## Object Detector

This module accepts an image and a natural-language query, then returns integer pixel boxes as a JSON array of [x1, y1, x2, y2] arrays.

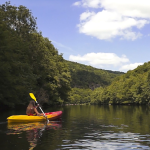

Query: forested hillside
[[67, 62, 150, 105], [65, 60, 124, 89], [65, 61, 125, 105], [90, 62, 150, 105], [0, 2, 71, 108]]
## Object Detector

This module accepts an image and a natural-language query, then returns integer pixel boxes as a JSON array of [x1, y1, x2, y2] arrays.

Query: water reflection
[[60, 105, 150, 149], [76, 131, 150, 149], [7, 121, 62, 150], [61, 128, 150, 149]]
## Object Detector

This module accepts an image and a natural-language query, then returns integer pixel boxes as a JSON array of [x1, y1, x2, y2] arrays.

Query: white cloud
[[119, 63, 143, 72], [73, 1, 81, 6], [78, 10, 148, 40], [73, 0, 101, 8], [69, 53, 144, 72], [51, 40, 74, 52], [69, 52, 129, 67], [75, 0, 150, 18], [74, 0, 150, 40], [80, 11, 95, 21]]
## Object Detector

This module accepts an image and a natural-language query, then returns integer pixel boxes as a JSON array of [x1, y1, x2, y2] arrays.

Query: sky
[[1, 0, 150, 72]]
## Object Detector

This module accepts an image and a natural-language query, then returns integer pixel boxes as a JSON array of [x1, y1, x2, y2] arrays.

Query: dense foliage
[[0, 2, 71, 108], [67, 62, 150, 105], [68, 88, 92, 104], [91, 62, 150, 105], [65, 60, 124, 89]]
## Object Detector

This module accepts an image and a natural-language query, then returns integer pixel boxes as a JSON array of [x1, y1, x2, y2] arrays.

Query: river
[[0, 105, 150, 150]]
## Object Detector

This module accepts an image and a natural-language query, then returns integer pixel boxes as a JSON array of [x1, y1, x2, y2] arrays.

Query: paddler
[[26, 100, 44, 116]]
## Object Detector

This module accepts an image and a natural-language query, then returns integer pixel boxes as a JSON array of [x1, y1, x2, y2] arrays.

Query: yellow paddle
[[29, 93, 49, 123]]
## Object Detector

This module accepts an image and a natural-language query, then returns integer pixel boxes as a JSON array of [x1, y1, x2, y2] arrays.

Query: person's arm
[[34, 107, 40, 115]]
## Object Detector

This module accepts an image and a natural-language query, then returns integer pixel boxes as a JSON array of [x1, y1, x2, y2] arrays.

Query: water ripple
[[61, 130, 150, 149]]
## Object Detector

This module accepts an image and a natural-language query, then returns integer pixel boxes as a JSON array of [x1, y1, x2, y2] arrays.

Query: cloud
[[69, 52, 144, 72], [73, 1, 81, 6], [74, 0, 150, 40], [74, 0, 150, 18], [69, 52, 129, 67], [73, 0, 101, 8], [51, 40, 74, 52], [80, 11, 95, 21], [119, 63, 143, 72]]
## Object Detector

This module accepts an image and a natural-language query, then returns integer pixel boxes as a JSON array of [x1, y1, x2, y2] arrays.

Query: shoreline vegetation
[[1, 2, 150, 111]]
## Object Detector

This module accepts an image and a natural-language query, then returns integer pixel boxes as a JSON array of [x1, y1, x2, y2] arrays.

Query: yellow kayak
[[7, 111, 62, 122]]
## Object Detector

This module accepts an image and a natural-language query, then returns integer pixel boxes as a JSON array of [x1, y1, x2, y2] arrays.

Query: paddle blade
[[29, 93, 36, 102]]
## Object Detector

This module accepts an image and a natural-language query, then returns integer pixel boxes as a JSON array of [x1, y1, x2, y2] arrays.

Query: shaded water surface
[[0, 105, 150, 150]]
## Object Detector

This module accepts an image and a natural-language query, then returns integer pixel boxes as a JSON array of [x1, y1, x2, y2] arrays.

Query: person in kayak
[[26, 100, 43, 116]]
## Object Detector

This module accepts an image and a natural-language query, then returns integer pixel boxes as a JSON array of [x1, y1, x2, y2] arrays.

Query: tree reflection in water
[[7, 121, 62, 150]]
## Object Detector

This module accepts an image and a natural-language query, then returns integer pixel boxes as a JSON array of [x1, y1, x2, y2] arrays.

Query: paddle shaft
[[35, 101, 46, 117]]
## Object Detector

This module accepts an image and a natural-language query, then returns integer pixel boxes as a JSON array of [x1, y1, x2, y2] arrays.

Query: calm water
[[1, 105, 150, 150]]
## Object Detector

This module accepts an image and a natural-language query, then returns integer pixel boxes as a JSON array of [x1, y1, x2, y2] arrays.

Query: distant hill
[[93, 61, 150, 104], [65, 60, 124, 90]]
